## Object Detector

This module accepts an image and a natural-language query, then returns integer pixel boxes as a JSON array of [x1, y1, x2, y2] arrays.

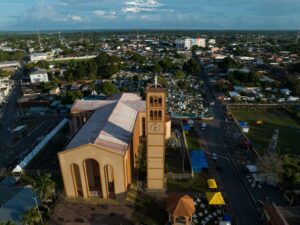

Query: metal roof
[[66, 93, 145, 155]]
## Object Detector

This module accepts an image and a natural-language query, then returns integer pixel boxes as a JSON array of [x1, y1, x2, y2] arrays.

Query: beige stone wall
[[58, 144, 128, 200], [165, 120, 171, 139]]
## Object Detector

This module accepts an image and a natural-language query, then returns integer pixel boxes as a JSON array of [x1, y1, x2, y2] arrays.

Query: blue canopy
[[183, 125, 191, 131], [239, 121, 248, 128], [190, 150, 208, 173], [223, 213, 232, 222]]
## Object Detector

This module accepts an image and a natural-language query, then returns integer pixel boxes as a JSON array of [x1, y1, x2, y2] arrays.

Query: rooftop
[[66, 93, 145, 155]]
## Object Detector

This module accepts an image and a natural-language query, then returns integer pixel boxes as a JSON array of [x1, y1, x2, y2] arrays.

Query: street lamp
[[32, 197, 43, 225]]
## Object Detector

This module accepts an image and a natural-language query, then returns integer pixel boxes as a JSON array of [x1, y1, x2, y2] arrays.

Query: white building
[[30, 53, 48, 62], [0, 61, 20, 69], [208, 39, 216, 45], [175, 38, 206, 50], [30, 69, 49, 83]]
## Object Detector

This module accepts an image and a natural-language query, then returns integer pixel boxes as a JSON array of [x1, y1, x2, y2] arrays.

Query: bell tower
[[146, 79, 166, 191]]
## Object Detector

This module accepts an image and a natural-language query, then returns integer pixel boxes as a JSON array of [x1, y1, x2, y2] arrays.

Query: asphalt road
[[199, 65, 262, 225], [0, 70, 62, 169], [0, 72, 22, 150]]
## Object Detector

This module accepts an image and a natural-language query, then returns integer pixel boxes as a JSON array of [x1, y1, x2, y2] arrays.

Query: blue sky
[[0, 0, 299, 30]]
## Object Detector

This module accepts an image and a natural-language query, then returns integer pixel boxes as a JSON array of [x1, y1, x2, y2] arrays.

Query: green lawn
[[167, 172, 210, 192], [185, 130, 201, 150], [230, 108, 300, 155]]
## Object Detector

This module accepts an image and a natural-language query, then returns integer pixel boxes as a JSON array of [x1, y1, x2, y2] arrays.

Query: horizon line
[[0, 28, 299, 33]]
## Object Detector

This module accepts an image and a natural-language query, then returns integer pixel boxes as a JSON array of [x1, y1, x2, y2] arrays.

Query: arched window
[[70, 163, 83, 197], [150, 96, 154, 106], [104, 164, 115, 199]]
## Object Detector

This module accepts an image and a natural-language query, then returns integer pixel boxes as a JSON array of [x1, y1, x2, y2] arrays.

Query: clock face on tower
[[150, 123, 161, 133]]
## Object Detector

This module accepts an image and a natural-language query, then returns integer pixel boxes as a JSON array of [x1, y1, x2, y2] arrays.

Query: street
[[0, 70, 62, 169], [198, 63, 262, 225]]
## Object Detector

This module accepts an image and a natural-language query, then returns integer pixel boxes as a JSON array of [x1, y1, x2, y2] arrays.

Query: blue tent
[[239, 121, 248, 128], [183, 125, 191, 131], [190, 150, 208, 173], [223, 213, 232, 222]]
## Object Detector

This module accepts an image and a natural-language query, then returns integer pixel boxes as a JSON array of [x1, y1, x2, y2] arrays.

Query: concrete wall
[[58, 144, 128, 200]]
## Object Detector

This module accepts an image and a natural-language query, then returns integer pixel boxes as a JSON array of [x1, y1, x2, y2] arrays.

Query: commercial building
[[30, 53, 48, 62], [58, 87, 171, 200], [175, 38, 206, 50], [29, 68, 49, 83]]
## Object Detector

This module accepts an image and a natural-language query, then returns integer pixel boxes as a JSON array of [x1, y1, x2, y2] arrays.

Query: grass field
[[185, 130, 201, 151], [229, 108, 300, 155], [167, 172, 210, 192]]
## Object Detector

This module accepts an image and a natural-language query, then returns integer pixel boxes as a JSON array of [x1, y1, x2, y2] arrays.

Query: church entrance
[[84, 159, 102, 197]]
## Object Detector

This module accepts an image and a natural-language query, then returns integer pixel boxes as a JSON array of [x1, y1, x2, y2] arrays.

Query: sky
[[0, 0, 299, 31]]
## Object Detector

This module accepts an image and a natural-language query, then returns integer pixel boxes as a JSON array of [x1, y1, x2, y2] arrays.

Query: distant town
[[0, 30, 299, 225]]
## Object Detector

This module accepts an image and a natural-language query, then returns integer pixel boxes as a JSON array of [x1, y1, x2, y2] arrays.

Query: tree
[[0, 69, 12, 78], [22, 207, 41, 225], [174, 71, 185, 80], [94, 52, 121, 79], [177, 79, 189, 90], [256, 154, 284, 185], [286, 74, 300, 95], [182, 58, 200, 76], [282, 155, 300, 189], [0, 50, 25, 61], [0, 221, 16, 225], [215, 79, 229, 92], [33, 173, 55, 204], [63, 90, 84, 104], [41, 82, 58, 93], [102, 82, 118, 96], [217, 57, 239, 71], [35, 60, 50, 69], [289, 62, 300, 73], [157, 76, 167, 87], [159, 57, 176, 72], [151, 63, 162, 73], [130, 53, 146, 64], [228, 71, 259, 86]]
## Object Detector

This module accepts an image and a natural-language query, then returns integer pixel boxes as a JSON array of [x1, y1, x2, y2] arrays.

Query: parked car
[[201, 122, 207, 131]]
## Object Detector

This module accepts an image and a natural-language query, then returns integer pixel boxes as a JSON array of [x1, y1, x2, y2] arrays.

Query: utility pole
[[37, 28, 42, 51]]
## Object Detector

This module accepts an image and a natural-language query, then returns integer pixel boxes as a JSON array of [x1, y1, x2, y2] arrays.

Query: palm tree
[[33, 173, 56, 204], [22, 207, 41, 225], [0, 221, 16, 225], [282, 155, 300, 189]]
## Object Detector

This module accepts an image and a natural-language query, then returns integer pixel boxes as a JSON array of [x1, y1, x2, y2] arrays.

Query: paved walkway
[[49, 202, 134, 225]]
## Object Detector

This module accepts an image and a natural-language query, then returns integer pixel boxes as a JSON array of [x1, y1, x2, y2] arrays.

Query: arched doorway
[[104, 164, 115, 199], [70, 164, 83, 197], [84, 159, 102, 197]]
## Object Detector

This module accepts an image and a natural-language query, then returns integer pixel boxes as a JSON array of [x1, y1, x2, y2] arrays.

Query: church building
[[58, 84, 170, 200]]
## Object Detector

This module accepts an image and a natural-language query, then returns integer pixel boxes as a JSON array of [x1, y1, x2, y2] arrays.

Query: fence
[[12, 118, 69, 173], [165, 172, 193, 180]]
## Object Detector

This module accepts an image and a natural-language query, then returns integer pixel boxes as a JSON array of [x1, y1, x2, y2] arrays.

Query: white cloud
[[94, 10, 106, 17], [93, 10, 116, 19], [71, 14, 82, 21], [122, 0, 161, 13]]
